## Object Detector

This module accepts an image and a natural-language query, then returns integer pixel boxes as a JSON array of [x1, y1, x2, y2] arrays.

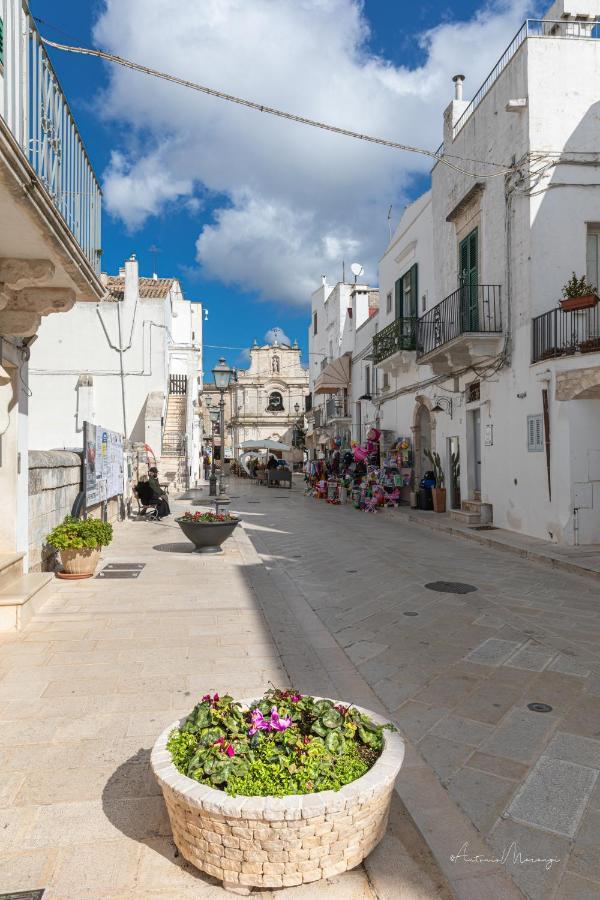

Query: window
[[386, 291, 392, 314], [365, 365, 371, 396], [527, 414, 544, 452], [267, 391, 284, 411], [587, 226, 600, 292], [382, 372, 389, 391], [466, 381, 480, 403], [313, 312, 318, 335], [394, 264, 418, 320]]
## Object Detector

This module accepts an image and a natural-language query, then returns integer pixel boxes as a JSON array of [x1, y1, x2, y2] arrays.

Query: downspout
[[542, 387, 551, 502]]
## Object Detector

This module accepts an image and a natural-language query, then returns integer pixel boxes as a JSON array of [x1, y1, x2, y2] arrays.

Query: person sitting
[[135, 474, 169, 520], [148, 467, 171, 518]]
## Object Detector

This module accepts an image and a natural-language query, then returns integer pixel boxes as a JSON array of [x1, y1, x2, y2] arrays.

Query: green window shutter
[[0, 18, 4, 66], [409, 264, 418, 317], [394, 278, 402, 320]]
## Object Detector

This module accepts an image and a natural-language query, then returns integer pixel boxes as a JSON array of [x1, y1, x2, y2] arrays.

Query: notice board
[[84, 421, 124, 507]]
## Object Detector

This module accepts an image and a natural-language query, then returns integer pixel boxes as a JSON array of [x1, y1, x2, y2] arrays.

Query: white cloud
[[95, 0, 534, 305], [265, 327, 292, 346]]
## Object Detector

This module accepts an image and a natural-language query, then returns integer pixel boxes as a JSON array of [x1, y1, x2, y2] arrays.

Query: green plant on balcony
[[560, 273, 598, 311]]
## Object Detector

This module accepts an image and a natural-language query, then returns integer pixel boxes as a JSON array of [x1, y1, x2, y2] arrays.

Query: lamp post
[[212, 357, 235, 495], [208, 406, 220, 496]]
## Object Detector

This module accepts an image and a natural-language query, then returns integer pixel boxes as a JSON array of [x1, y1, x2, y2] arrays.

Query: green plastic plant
[[166, 688, 393, 797], [424, 449, 445, 488], [46, 515, 113, 551], [562, 272, 597, 299]]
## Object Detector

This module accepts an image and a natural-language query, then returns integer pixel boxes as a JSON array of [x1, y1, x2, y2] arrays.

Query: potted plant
[[559, 273, 599, 312], [46, 515, 113, 579], [151, 689, 404, 894], [580, 336, 600, 354], [176, 510, 241, 553], [425, 449, 446, 513], [451, 448, 461, 509]]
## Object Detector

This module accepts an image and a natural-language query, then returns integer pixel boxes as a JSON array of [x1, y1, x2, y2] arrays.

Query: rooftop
[[103, 275, 177, 301]]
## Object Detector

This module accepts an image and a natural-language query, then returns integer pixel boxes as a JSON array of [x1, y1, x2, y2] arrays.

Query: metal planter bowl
[[176, 516, 240, 553]]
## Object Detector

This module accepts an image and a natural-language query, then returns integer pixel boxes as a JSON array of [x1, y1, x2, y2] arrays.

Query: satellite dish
[[350, 263, 364, 279]]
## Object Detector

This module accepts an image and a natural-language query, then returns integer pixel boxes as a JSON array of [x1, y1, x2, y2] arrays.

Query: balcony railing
[[373, 317, 417, 364], [453, 19, 600, 140], [532, 304, 600, 363], [417, 285, 502, 358], [1, 1, 101, 272], [326, 395, 349, 421]]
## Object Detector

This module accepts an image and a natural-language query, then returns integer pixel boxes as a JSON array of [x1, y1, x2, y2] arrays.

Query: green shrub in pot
[[46, 516, 113, 550]]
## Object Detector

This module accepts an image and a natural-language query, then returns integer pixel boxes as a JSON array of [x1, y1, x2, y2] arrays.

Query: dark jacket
[[148, 475, 165, 497]]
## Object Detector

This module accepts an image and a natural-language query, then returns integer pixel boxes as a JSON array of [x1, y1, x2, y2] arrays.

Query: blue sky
[[31, 0, 532, 375]]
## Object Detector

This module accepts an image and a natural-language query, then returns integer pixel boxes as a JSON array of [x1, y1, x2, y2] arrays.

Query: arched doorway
[[413, 400, 433, 480]]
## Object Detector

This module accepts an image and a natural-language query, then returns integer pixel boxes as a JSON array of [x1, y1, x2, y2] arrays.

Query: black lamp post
[[211, 357, 235, 495], [208, 406, 220, 496]]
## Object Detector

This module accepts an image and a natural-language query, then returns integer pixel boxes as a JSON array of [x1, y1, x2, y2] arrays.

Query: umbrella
[[240, 439, 291, 451]]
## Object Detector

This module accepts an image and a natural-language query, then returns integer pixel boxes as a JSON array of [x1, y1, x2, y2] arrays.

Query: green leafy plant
[[424, 449, 445, 488], [46, 515, 113, 551], [179, 512, 238, 523], [166, 688, 393, 797], [562, 272, 597, 298]]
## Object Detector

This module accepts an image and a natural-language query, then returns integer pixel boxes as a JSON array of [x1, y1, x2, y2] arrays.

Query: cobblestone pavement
[[231, 477, 600, 900], [0, 494, 451, 899]]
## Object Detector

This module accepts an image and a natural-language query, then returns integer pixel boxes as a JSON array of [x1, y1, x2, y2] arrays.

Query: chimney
[[124, 253, 139, 306], [453, 74, 465, 101], [443, 75, 470, 145]]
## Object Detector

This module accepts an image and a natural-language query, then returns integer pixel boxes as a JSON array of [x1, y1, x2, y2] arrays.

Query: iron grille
[[532, 304, 600, 363], [416, 285, 502, 358], [372, 317, 417, 364]]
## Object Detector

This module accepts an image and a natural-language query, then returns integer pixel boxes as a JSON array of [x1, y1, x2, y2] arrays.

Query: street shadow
[[101, 749, 219, 889], [152, 542, 196, 554]]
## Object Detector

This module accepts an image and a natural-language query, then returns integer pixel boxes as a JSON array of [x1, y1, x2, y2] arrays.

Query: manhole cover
[[403, 611, 419, 617], [247, 500, 261, 504], [425, 581, 478, 594], [346, 569, 357, 574], [96, 570, 140, 579], [527, 702, 553, 713], [0, 892, 45, 899]]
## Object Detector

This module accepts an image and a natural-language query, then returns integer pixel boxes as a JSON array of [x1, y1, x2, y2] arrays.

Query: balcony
[[325, 395, 350, 423], [452, 19, 600, 140], [532, 304, 600, 364], [373, 317, 416, 373], [416, 285, 502, 374], [0, 1, 103, 335]]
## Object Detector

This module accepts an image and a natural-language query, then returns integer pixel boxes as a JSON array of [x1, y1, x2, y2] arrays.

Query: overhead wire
[[40, 36, 516, 180]]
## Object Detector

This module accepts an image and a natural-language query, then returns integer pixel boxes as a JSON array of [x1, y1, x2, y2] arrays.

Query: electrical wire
[[40, 36, 515, 180]]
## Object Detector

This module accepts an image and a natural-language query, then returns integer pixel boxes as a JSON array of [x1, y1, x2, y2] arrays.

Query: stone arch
[[412, 395, 435, 479]]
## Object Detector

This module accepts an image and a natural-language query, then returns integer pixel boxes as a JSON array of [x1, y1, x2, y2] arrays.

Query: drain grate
[[527, 702, 553, 713], [103, 563, 145, 571], [96, 570, 140, 579], [0, 892, 46, 899], [472, 525, 499, 531], [403, 611, 419, 617], [425, 581, 478, 594], [247, 500, 261, 504]]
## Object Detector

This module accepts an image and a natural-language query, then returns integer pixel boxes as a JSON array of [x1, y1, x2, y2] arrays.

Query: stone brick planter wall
[[151, 699, 404, 893]]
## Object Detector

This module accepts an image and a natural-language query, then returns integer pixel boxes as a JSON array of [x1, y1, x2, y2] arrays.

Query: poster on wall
[[84, 422, 124, 508]]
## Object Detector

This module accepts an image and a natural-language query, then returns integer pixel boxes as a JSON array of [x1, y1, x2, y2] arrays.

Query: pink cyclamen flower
[[225, 744, 235, 758], [290, 694, 301, 702], [248, 708, 269, 736], [269, 706, 292, 732]]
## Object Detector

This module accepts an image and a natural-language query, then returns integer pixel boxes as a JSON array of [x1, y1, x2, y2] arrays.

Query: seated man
[[148, 467, 171, 518], [135, 474, 169, 520]]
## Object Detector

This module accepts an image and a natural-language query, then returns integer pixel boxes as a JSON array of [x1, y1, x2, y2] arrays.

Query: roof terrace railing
[[1, 0, 101, 273], [452, 19, 600, 141]]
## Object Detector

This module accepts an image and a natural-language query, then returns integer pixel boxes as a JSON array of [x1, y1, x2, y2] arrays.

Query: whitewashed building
[[229, 341, 309, 463], [367, 0, 600, 544], [306, 277, 378, 451], [29, 255, 203, 487]]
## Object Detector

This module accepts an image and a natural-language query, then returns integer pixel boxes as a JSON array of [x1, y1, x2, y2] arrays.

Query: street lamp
[[208, 406, 220, 495], [211, 357, 235, 495]]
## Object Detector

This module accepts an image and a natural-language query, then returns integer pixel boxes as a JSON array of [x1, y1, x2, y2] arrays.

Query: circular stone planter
[[151, 698, 404, 894], [175, 516, 240, 553]]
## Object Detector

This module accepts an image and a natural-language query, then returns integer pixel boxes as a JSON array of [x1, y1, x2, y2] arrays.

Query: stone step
[[450, 509, 481, 526], [461, 500, 482, 514], [0, 552, 25, 592], [0, 573, 54, 632]]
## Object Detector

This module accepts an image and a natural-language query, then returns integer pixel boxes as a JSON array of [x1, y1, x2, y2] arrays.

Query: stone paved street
[[232, 477, 600, 900], [0, 492, 451, 899]]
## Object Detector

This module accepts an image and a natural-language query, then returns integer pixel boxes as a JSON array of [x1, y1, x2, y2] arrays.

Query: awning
[[240, 439, 291, 451], [314, 352, 351, 395]]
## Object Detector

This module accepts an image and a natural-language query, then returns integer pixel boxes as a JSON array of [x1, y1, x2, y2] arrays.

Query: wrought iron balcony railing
[[453, 19, 600, 140], [1, 1, 101, 272], [416, 285, 502, 358], [532, 304, 600, 363], [372, 317, 417, 364], [325, 395, 349, 421]]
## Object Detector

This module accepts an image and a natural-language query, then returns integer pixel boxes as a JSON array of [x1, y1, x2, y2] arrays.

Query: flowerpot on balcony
[[432, 487, 447, 513], [559, 294, 598, 312], [580, 337, 600, 354]]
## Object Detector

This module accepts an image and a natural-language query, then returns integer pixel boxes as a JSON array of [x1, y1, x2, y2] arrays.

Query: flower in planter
[[167, 688, 394, 797], [181, 511, 237, 523]]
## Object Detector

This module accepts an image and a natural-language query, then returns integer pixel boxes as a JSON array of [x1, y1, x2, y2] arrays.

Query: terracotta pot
[[432, 487, 447, 513], [59, 547, 101, 576], [559, 294, 598, 312]]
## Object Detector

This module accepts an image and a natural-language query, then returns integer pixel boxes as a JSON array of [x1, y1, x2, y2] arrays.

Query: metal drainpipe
[[116, 302, 128, 438], [573, 507, 580, 547]]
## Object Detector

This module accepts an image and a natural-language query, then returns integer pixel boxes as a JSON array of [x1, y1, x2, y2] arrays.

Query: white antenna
[[387, 205, 393, 241], [350, 262, 364, 284]]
